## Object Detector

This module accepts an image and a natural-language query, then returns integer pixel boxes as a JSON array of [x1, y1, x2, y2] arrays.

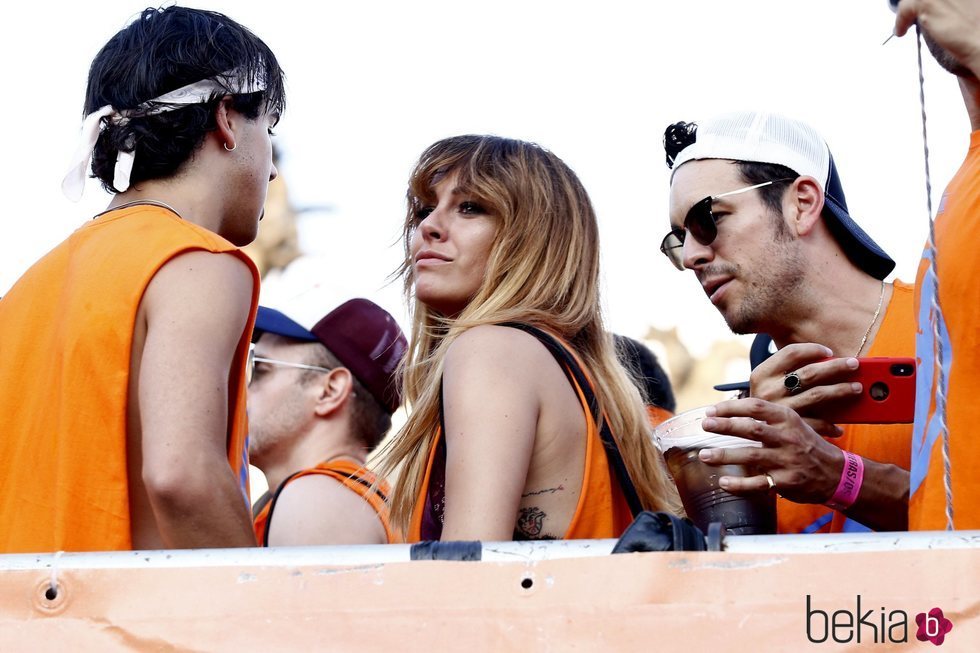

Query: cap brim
[[253, 306, 318, 343], [713, 334, 774, 393], [713, 380, 750, 392], [822, 198, 895, 280]]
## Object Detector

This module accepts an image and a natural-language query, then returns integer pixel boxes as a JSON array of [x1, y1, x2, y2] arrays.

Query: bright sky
[[1, 0, 969, 361]]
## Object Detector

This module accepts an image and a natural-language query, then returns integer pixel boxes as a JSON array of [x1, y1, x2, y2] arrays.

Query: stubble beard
[[247, 400, 308, 472], [720, 231, 806, 336], [246, 425, 276, 470], [923, 31, 975, 79]]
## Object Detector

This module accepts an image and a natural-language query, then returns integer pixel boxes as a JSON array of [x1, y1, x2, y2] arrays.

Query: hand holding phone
[[821, 357, 916, 424]]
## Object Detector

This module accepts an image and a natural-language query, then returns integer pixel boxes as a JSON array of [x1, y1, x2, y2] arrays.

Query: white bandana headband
[[62, 70, 265, 201]]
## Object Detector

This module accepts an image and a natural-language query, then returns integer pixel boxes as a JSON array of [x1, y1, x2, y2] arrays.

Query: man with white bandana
[[0, 6, 286, 552]]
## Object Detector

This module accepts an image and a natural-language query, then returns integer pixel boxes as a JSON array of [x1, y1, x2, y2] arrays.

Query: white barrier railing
[[1, 529, 977, 571]]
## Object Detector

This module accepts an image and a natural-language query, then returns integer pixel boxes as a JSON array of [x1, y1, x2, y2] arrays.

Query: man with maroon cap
[[248, 299, 407, 546]]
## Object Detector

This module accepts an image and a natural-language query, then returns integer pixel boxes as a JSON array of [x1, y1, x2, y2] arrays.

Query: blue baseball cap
[[254, 306, 318, 342]]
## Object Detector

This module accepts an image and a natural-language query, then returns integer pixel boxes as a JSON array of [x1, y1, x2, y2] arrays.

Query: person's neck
[[960, 76, 980, 132], [261, 427, 367, 493], [106, 182, 223, 237], [770, 273, 890, 358]]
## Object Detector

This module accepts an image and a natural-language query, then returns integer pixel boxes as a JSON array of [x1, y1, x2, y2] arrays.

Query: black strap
[[252, 491, 273, 521], [498, 323, 644, 518], [342, 473, 388, 504]]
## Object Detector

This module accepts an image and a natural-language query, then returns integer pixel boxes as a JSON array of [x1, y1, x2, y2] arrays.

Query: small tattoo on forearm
[[521, 485, 564, 498]]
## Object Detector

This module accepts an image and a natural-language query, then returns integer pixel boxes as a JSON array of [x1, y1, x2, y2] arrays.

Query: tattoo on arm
[[514, 506, 557, 540], [521, 484, 564, 498], [514, 486, 564, 539]]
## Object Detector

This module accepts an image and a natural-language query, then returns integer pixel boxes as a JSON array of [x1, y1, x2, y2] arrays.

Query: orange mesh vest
[[0, 205, 258, 553], [409, 325, 636, 541], [777, 281, 915, 534], [254, 459, 398, 545]]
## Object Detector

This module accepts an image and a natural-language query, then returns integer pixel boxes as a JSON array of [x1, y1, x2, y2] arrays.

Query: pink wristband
[[826, 451, 864, 511]]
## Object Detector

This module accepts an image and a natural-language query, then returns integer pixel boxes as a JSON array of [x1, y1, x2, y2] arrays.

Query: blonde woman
[[379, 135, 681, 541]]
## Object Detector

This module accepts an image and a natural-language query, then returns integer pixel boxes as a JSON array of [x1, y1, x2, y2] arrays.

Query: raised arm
[[439, 325, 547, 541], [138, 250, 257, 548], [895, 0, 980, 78]]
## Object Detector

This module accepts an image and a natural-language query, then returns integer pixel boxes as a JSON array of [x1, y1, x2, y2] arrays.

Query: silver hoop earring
[[224, 142, 237, 152]]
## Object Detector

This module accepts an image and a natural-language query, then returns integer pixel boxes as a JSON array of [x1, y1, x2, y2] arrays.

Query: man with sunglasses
[[248, 299, 407, 546], [661, 112, 913, 533]]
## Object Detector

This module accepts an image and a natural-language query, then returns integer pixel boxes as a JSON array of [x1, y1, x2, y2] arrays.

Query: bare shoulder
[[269, 474, 386, 546], [279, 474, 362, 505], [146, 250, 253, 302], [442, 324, 563, 417], [138, 250, 254, 387], [143, 250, 254, 324], [446, 324, 553, 372]]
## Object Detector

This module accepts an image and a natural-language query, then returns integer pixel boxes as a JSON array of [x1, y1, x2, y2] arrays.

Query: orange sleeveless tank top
[[0, 205, 258, 553], [777, 281, 914, 534], [408, 325, 636, 541]]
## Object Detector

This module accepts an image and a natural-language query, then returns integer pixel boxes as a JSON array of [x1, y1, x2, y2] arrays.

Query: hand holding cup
[[698, 398, 845, 505], [653, 406, 776, 535]]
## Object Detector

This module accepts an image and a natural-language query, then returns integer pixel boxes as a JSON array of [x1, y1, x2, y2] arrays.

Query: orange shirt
[[910, 131, 980, 530], [0, 206, 257, 553], [646, 404, 674, 428], [777, 281, 915, 534], [254, 459, 398, 545], [408, 329, 635, 542]]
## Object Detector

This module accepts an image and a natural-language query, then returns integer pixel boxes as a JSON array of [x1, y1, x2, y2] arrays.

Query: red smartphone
[[821, 357, 916, 424]]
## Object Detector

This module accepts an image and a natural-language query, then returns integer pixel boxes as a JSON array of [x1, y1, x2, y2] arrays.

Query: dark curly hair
[[663, 120, 697, 170], [84, 6, 286, 193]]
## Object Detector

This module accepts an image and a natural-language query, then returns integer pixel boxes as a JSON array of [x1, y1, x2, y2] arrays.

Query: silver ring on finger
[[783, 371, 803, 394]]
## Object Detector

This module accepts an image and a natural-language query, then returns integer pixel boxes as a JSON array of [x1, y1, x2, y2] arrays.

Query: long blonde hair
[[377, 135, 681, 532]]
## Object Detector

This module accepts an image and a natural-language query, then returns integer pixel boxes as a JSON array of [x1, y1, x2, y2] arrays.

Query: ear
[[312, 367, 355, 418], [213, 97, 239, 152], [785, 176, 824, 236]]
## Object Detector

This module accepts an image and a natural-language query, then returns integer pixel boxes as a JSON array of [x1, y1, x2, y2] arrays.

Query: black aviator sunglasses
[[660, 178, 796, 270]]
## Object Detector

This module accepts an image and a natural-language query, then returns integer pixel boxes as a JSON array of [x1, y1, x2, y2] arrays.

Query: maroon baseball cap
[[311, 299, 407, 414], [256, 299, 407, 413]]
